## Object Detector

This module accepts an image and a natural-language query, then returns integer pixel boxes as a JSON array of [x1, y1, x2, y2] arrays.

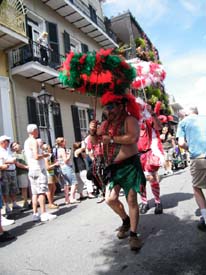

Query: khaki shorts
[[28, 169, 48, 195], [190, 158, 206, 188], [17, 174, 29, 188]]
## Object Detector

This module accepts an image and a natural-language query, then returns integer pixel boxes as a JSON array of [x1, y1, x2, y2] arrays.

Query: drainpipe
[[7, 52, 19, 142]]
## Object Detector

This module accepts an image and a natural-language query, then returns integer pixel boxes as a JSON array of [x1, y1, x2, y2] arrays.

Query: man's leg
[[38, 193, 46, 214], [32, 194, 39, 214], [1, 174, 12, 214], [127, 188, 142, 250], [193, 186, 206, 209], [105, 184, 127, 219], [139, 174, 149, 214], [21, 187, 28, 206], [148, 173, 163, 214], [105, 185, 130, 239], [127, 188, 138, 233], [193, 186, 206, 231]]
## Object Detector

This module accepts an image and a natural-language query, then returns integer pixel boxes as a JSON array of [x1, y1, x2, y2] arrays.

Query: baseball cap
[[0, 135, 11, 143]]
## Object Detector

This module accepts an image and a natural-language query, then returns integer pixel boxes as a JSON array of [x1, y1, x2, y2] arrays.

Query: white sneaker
[[1, 216, 15, 226], [40, 212, 57, 222], [32, 213, 40, 222], [168, 170, 174, 175]]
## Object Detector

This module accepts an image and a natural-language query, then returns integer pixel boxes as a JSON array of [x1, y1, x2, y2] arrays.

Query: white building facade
[[0, 0, 117, 147]]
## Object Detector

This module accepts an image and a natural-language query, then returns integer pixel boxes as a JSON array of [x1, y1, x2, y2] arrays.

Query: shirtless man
[[24, 124, 56, 222], [89, 92, 146, 251]]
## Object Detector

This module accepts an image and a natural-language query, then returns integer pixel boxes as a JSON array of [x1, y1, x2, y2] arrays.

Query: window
[[71, 105, 94, 141], [70, 37, 80, 52], [36, 102, 50, 144], [27, 96, 63, 146], [81, 43, 89, 53], [78, 107, 89, 139], [89, 5, 97, 24]]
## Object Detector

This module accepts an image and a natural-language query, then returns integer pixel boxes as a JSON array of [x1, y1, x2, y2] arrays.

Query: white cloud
[[179, 0, 206, 16], [103, 0, 169, 25], [180, 0, 197, 13], [165, 51, 206, 114], [165, 52, 206, 77]]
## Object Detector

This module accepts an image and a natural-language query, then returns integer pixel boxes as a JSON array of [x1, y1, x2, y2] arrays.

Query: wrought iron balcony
[[10, 40, 65, 87], [11, 40, 64, 70], [0, 0, 28, 49]]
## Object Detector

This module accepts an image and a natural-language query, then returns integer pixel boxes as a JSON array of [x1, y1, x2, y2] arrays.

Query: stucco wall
[[12, 75, 102, 148], [24, 0, 102, 55]]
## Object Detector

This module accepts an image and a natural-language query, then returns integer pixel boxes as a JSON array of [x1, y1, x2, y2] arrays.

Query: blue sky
[[102, 0, 206, 114]]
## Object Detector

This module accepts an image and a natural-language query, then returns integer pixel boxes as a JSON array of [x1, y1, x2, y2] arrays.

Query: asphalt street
[[0, 167, 206, 275]]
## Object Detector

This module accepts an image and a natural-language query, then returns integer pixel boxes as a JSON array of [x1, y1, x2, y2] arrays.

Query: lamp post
[[37, 83, 52, 147]]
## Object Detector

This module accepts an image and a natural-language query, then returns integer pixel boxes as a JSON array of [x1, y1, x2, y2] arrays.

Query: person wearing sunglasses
[[89, 91, 146, 251]]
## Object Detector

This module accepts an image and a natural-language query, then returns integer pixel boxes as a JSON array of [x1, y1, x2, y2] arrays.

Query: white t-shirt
[[0, 147, 15, 170]]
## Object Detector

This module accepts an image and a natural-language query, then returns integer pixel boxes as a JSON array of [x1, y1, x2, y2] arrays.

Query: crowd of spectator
[[0, 106, 190, 243]]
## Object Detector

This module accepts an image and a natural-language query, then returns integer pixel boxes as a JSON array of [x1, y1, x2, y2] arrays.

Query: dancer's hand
[[89, 120, 98, 135]]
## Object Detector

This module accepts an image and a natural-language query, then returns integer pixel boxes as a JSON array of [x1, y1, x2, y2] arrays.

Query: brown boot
[[117, 223, 130, 239], [129, 236, 142, 251]]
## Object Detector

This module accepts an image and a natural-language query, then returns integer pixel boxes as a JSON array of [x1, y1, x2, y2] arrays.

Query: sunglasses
[[103, 103, 118, 111]]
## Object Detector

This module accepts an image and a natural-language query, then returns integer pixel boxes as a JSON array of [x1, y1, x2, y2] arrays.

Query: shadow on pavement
[[160, 192, 193, 209], [0, 205, 77, 248], [53, 205, 77, 216], [6, 210, 31, 221], [92, 213, 206, 275], [145, 192, 193, 211]]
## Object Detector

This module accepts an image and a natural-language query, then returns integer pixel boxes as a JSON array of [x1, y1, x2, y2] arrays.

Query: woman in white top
[[56, 137, 79, 204], [42, 143, 59, 209]]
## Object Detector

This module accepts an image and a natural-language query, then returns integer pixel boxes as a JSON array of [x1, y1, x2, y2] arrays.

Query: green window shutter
[[63, 31, 70, 54], [52, 103, 63, 138], [81, 43, 89, 53], [71, 105, 81, 141], [26, 96, 38, 125]]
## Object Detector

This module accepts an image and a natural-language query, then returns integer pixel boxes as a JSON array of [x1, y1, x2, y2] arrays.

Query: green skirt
[[108, 154, 146, 197]]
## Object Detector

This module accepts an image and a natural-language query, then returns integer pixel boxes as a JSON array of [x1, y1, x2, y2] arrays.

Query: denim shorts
[[61, 165, 77, 186], [28, 169, 48, 195]]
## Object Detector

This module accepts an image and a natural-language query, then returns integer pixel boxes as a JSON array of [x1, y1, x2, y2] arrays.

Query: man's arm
[[177, 120, 188, 150], [15, 161, 28, 170], [178, 137, 188, 151]]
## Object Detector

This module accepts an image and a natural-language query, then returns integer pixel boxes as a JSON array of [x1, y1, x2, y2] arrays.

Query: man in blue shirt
[[176, 106, 206, 231]]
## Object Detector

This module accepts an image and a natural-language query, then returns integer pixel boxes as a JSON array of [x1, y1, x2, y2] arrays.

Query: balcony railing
[[68, 0, 117, 42], [11, 40, 65, 70], [0, 0, 27, 36]]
